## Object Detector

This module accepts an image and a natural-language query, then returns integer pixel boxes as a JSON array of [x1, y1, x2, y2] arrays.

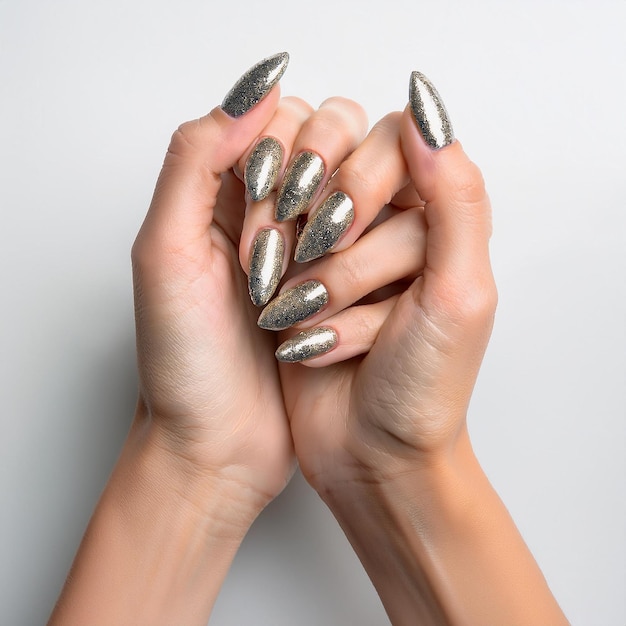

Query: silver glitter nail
[[409, 71, 454, 149], [248, 228, 284, 307], [257, 279, 329, 330], [245, 137, 283, 201], [275, 152, 325, 222], [221, 52, 289, 118], [275, 327, 338, 362], [294, 191, 354, 263]]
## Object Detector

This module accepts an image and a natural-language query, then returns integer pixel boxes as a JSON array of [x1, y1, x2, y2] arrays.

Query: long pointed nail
[[248, 228, 285, 307], [221, 52, 289, 118], [409, 71, 454, 149], [257, 279, 328, 330], [245, 137, 283, 201], [275, 152, 325, 222], [275, 327, 338, 362], [294, 191, 354, 263]]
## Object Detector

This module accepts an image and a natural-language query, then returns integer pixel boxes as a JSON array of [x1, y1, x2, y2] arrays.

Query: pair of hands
[[130, 59, 496, 523], [51, 55, 570, 626]]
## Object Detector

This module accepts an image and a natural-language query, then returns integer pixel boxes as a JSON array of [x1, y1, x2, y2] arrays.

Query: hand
[[50, 53, 305, 625], [132, 88, 367, 512], [273, 73, 567, 624], [275, 104, 495, 485]]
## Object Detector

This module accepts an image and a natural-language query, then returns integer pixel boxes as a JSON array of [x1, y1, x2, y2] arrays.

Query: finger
[[275, 97, 368, 222], [256, 207, 427, 331], [241, 97, 368, 306], [400, 71, 496, 324], [237, 96, 314, 201], [235, 98, 314, 306], [275, 297, 399, 365], [294, 112, 410, 263], [134, 53, 288, 258]]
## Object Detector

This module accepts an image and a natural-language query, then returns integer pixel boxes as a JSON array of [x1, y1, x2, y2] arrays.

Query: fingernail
[[409, 71, 454, 149], [221, 52, 289, 118], [294, 191, 354, 263], [257, 279, 329, 330], [248, 228, 285, 307], [245, 137, 283, 201], [275, 327, 338, 362], [275, 152, 325, 222]]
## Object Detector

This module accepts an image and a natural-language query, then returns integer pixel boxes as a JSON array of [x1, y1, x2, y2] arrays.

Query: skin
[[49, 81, 569, 625]]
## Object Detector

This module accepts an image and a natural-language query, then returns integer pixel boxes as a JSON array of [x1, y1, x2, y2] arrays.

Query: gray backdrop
[[1, 0, 625, 623]]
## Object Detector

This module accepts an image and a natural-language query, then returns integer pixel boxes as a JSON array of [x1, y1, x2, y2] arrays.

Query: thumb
[[140, 52, 289, 251], [400, 71, 496, 327]]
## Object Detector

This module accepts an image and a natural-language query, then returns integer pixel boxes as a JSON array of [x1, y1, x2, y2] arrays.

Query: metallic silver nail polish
[[409, 71, 454, 149], [294, 191, 354, 263], [257, 279, 329, 330], [221, 52, 289, 118], [275, 327, 338, 362], [248, 228, 284, 307], [275, 152, 325, 222], [245, 137, 283, 201]]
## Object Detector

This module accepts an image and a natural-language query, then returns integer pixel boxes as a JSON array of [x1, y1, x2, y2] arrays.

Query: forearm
[[49, 412, 260, 626], [318, 432, 569, 626]]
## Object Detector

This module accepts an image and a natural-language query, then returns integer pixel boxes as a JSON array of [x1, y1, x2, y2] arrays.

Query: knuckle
[[168, 119, 202, 157], [350, 307, 380, 347], [338, 160, 373, 197], [446, 159, 487, 206], [280, 96, 314, 118], [438, 276, 498, 328], [130, 234, 152, 273], [370, 111, 403, 136], [318, 96, 368, 133], [334, 249, 367, 290]]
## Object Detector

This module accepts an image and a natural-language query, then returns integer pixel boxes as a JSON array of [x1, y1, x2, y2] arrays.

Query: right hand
[[273, 108, 496, 487]]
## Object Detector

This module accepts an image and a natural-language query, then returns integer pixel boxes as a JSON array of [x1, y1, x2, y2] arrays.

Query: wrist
[[132, 406, 270, 531], [314, 430, 567, 625], [49, 409, 262, 625], [313, 437, 473, 625]]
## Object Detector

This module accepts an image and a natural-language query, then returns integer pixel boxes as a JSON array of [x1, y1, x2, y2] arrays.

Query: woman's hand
[[275, 99, 492, 485], [51, 52, 371, 625], [50, 53, 301, 626], [275, 73, 568, 625]]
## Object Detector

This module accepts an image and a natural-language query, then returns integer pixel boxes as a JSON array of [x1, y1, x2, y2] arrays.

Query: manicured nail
[[245, 137, 283, 201], [409, 71, 454, 149], [294, 191, 354, 263], [248, 228, 285, 307], [275, 152, 325, 222], [257, 279, 329, 330], [221, 52, 289, 118], [275, 327, 338, 362]]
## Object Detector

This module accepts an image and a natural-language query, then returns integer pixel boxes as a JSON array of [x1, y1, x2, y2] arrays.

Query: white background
[[1, 0, 625, 624]]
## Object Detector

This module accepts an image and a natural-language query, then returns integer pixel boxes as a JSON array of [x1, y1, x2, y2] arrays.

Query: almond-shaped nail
[[294, 191, 354, 263], [221, 52, 289, 118], [409, 71, 454, 149], [275, 327, 338, 363], [257, 279, 328, 330], [245, 137, 283, 201], [275, 152, 325, 222], [248, 228, 285, 307]]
